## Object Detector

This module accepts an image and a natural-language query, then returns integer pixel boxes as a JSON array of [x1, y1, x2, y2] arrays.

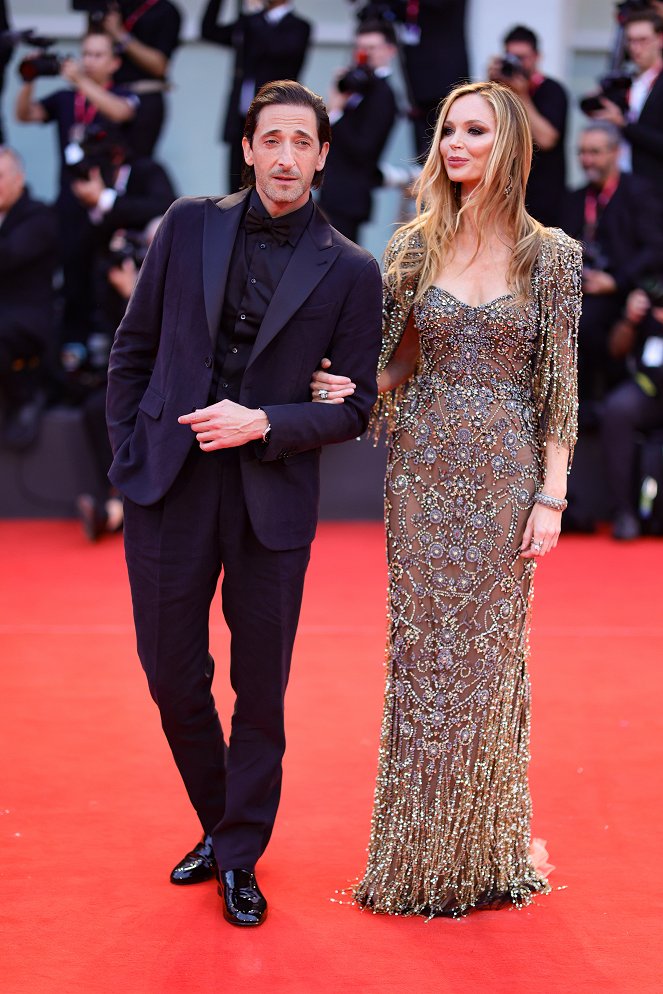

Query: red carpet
[[1, 521, 661, 994]]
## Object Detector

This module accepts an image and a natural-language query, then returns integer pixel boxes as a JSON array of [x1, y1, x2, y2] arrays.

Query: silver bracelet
[[534, 491, 568, 512]]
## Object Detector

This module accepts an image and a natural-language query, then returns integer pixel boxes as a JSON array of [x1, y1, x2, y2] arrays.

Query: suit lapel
[[202, 189, 248, 348], [246, 205, 341, 370]]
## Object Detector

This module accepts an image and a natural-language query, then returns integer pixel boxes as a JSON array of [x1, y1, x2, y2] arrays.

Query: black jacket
[[106, 190, 383, 549], [623, 70, 663, 190], [200, 0, 311, 143], [320, 75, 397, 224], [561, 172, 663, 294], [0, 189, 58, 346]]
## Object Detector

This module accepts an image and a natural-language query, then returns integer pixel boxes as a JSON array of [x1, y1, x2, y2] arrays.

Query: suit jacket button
[[204, 356, 213, 368]]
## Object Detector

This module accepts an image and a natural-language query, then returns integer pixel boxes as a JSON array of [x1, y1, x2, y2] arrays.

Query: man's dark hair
[[242, 80, 331, 190], [503, 25, 539, 52], [356, 19, 397, 46], [624, 10, 663, 33]]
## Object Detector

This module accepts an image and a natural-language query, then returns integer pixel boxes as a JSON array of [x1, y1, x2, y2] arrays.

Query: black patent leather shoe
[[170, 834, 218, 885], [219, 868, 267, 926]]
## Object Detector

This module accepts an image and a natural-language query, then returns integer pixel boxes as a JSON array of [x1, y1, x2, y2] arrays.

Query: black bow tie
[[244, 207, 291, 245]]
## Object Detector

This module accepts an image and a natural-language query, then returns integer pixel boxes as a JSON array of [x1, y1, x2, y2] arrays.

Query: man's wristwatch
[[261, 418, 271, 444]]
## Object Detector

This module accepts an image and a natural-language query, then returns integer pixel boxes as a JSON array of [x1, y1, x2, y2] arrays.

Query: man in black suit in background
[[0, 146, 58, 448], [106, 80, 382, 927], [562, 121, 663, 407], [201, 0, 311, 193], [319, 20, 398, 243]]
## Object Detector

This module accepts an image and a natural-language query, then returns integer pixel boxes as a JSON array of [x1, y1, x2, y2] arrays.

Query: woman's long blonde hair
[[386, 80, 547, 301]]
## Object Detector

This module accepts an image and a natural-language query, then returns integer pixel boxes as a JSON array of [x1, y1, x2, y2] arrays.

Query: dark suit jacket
[[623, 70, 663, 189], [320, 75, 397, 224], [200, 0, 311, 144], [561, 172, 663, 294], [0, 189, 58, 347], [402, 0, 468, 106], [106, 189, 383, 550]]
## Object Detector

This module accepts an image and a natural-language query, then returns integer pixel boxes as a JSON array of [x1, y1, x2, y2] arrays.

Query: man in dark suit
[[319, 20, 398, 244], [201, 0, 311, 193], [0, 146, 58, 448], [562, 121, 663, 407], [106, 80, 382, 927], [590, 9, 663, 191]]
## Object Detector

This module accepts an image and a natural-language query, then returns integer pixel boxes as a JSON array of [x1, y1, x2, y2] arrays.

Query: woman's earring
[[505, 177, 513, 197]]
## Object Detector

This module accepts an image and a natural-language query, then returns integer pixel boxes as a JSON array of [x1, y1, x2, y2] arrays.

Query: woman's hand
[[520, 503, 562, 559], [310, 358, 356, 404]]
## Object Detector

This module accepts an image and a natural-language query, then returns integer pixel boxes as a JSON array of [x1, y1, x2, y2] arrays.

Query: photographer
[[75, 215, 162, 541], [99, 0, 181, 156], [15, 27, 138, 341], [489, 25, 568, 226], [589, 9, 663, 190], [562, 121, 663, 407], [201, 0, 311, 192], [0, 146, 58, 449], [600, 283, 663, 539], [319, 20, 397, 242]]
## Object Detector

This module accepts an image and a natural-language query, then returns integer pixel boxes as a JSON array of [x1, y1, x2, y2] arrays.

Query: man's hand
[[60, 57, 83, 86], [591, 97, 626, 128], [178, 400, 269, 450], [108, 257, 138, 300], [102, 6, 125, 42], [310, 357, 356, 403], [71, 167, 105, 208], [583, 269, 617, 295], [626, 288, 651, 324]]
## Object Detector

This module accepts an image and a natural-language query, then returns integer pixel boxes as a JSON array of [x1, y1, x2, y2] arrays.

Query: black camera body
[[65, 123, 122, 181], [580, 71, 632, 114], [337, 59, 376, 96], [71, 1, 114, 25], [19, 51, 62, 82], [582, 241, 611, 272], [108, 229, 148, 270], [641, 276, 663, 308], [499, 53, 527, 79]]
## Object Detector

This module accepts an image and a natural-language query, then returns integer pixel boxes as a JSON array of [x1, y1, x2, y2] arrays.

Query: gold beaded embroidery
[[357, 228, 582, 917]]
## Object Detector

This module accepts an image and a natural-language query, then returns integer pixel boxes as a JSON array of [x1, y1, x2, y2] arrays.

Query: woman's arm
[[520, 441, 569, 558]]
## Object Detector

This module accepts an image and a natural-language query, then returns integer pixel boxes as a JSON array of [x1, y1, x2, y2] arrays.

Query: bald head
[[0, 147, 26, 213]]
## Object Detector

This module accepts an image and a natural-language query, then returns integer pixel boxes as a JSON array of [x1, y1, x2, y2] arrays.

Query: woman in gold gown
[[313, 81, 582, 917]]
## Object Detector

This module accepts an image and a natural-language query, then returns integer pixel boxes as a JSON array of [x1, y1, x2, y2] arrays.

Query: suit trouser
[[123, 444, 311, 869], [600, 378, 663, 515]]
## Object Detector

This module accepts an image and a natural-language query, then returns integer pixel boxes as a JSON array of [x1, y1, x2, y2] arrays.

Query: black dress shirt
[[210, 188, 314, 403]]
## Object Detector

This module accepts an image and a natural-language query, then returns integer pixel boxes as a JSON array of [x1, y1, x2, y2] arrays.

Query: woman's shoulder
[[384, 222, 426, 266], [535, 226, 583, 271]]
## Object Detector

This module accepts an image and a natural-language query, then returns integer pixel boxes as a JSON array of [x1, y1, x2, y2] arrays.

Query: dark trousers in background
[[123, 445, 311, 870], [319, 208, 360, 245], [600, 378, 663, 515]]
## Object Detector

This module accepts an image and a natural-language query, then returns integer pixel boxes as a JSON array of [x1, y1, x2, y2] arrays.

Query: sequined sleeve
[[531, 229, 582, 463], [368, 234, 421, 441]]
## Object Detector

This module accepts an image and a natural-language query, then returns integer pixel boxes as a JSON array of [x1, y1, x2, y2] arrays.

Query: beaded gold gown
[[355, 229, 582, 917]]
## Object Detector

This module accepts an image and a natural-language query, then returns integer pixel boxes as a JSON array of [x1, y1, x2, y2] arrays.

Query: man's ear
[[242, 136, 254, 166]]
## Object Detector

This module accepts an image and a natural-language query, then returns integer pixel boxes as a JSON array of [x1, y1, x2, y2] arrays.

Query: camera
[[6, 30, 62, 82], [498, 53, 527, 79], [71, 1, 114, 26], [65, 123, 121, 181], [580, 72, 632, 115], [349, 1, 407, 24], [337, 53, 376, 96], [582, 241, 611, 272], [641, 276, 663, 308], [107, 229, 148, 270]]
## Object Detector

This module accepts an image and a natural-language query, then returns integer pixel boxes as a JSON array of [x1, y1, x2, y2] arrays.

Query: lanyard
[[74, 88, 107, 127], [124, 0, 160, 32], [584, 173, 619, 238]]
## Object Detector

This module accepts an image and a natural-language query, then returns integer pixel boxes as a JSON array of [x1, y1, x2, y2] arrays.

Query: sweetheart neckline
[[427, 285, 515, 310]]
